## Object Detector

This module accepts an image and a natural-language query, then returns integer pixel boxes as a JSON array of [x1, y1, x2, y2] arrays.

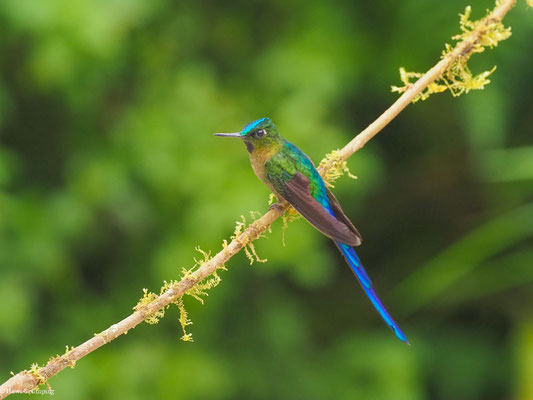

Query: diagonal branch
[[333, 0, 516, 162], [0, 0, 518, 397]]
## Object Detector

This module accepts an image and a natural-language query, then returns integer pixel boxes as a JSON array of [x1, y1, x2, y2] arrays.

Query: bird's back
[[266, 141, 330, 207], [264, 140, 362, 246]]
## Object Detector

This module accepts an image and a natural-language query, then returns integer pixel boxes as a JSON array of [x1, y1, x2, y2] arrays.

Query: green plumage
[[215, 117, 360, 245], [214, 117, 409, 343], [265, 142, 325, 201]]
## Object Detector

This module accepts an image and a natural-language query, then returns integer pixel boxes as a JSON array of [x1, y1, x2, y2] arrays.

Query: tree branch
[[334, 0, 516, 162], [0, 0, 518, 397]]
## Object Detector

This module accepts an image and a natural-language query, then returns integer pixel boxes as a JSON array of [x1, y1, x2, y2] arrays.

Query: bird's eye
[[254, 129, 266, 138]]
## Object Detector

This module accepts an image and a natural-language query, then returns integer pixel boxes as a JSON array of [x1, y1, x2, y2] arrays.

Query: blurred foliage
[[0, 0, 532, 399]]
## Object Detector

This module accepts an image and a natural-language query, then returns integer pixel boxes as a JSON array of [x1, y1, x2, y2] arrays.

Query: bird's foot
[[268, 202, 284, 214]]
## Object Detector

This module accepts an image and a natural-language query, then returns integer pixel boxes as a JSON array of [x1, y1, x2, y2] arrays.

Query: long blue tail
[[335, 242, 409, 344]]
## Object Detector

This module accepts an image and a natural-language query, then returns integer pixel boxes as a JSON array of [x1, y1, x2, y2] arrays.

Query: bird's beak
[[213, 132, 242, 138]]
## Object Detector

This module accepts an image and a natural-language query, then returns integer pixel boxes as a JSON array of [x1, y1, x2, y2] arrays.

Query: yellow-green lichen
[[168, 246, 227, 342], [43, 346, 76, 373], [25, 362, 52, 390], [185, 247, 226, 304], [28, 363, 46, 385], [176, 297, 193, 342], [134, 288, 165, 324], [268, 193, 278, 207], [232, 215, 268, 264], [268, 193, 299, 246], [392, 2, 512, 102], [132, 244, 228, 342], [318, 149, 357, 187]]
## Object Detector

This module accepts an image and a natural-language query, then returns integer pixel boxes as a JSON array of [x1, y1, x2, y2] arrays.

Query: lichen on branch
[[391, 2, 512, 102], [233, 214, 268, 264], [318, 149, 358, 187], [133, 246, 227, 342], [0, 0, 525, 397]]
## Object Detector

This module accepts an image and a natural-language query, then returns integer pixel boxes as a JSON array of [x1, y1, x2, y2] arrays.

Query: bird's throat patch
[[245, 141, 254, 152]]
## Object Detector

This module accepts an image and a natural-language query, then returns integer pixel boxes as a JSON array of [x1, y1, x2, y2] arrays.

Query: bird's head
[[214, 117, 283, 153]]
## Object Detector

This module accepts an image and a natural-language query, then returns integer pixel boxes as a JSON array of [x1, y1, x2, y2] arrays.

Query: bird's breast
[[250, 153, 270, 186]]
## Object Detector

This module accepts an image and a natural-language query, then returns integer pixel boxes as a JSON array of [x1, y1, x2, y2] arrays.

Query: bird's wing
[[268, 167, 361, 246], [325, 187, 362, 245]]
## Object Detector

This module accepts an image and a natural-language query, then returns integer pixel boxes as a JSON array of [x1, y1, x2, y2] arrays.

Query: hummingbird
[[214, 117, 408, 344]]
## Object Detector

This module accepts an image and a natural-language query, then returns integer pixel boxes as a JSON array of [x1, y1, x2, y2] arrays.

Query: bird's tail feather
[[335, 242, 409, 344]]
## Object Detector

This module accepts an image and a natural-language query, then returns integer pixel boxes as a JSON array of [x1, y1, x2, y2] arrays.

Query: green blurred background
[[0, 0, 532, 399]]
